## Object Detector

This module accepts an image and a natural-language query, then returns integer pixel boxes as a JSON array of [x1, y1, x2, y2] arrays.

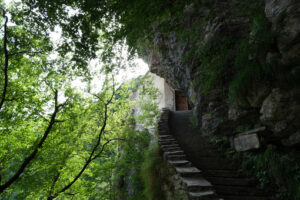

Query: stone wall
[[162, 164, 189, 200]]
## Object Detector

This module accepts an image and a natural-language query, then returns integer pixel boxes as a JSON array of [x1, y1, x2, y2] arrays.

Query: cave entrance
[[175, 90, 190, 111]]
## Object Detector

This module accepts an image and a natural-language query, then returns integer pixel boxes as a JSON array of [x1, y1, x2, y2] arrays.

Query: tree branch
[[48, 87, 117, 199], [0, 10, 9, 111], [92, 138, 125, 160], [48, 171, 61, 199], [0, 90, 63, 193]]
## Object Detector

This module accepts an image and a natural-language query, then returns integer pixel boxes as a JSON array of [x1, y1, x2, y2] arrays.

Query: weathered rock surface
[[145, 0, 300, 150], [260, 88, 300, 139], [233, 133, 260, 152], [281, 130, 300, 147]]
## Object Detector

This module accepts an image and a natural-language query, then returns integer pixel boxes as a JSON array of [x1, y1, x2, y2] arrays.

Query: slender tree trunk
[[0, 11, 9, 111]]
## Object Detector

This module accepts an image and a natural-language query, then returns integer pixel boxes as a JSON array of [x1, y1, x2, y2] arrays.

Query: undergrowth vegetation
[[212, 134, 300, 200], [115, 138, 171, 200], [141, 144, 168, 200], [113, 129, 151, 200], [241, 149, 300, 200], [192, 113, 300, 200]]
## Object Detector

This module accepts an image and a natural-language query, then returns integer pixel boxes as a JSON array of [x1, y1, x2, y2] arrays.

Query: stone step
[[180, 177, 213, 192], [158, 120, 167, 123], [189, 149, 223, 157], [159, 140, 178, 145], [160, 144, 180, 149], [158, 132, 170, 135], [162, 147, 182, 152], [167, 154, 187, 160], [214, 185, 267, 196], [158, 134, 173, 139], [202, 170, 243, 178], [168, 159, 191, 167], [158, 129, 169, 132], [175, 166, 202, 176], [206, 177, 256, 186], [218, 195, 269, 200], [189, 190, 218, 200], [158, 127, 169, 130], [159, 138, 174, 142], [158, 131, 169, 134], [158, 123, 168, 126], [158, 124, 168, 127], [195, 158, 236, 170], [158, 125, 168, 128], [180, 177, 212, 191], [158, 130, 169, 133], [164, 150, 184, 156], [159, 132, 170, 135], [158, 138, 176, 143]]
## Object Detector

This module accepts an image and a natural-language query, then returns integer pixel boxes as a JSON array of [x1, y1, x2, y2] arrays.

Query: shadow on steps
[[168, 110, 274, 200]]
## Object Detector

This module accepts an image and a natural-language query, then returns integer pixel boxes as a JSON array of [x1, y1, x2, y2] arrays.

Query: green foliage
[[0, 74, 135, 199], [0, 2, 161, 198], [229, 12, 276, 104], [113, 129, 151, 200], [193, 37, 233, 94], [212, 136, 300, 200], [241, 149, 300, 200], [141, 144, 168, 200], [19, 0, 193, 61], [111, 76, 160, 200], [133, 75, 161, 128]]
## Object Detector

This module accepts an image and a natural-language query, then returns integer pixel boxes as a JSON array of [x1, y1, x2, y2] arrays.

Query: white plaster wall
[[164, 81, 175, 110], [150, 72, 175, 110], [151, 73, 166, 109]]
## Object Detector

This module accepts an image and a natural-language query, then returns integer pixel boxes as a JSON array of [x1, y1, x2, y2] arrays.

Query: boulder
[[233, 132, 260, 152], [228, 103, 249, 121], [260, 88, 300, 138], [247, 84, 271, 108], [202, 113, 220, 135], [265, 0, 300, 65], [281, 130, 300, 147], [265, 0, 292, 23]]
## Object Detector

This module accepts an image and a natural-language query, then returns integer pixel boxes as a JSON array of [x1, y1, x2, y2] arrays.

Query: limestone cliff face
[[145, 0, 300, 149]]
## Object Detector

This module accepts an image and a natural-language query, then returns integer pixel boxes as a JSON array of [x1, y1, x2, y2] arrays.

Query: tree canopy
[[0, 0, 161, 199]]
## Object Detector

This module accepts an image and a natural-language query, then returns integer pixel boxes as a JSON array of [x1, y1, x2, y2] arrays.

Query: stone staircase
[[157, 109, 273, 200], [158, 109, 221, 200]]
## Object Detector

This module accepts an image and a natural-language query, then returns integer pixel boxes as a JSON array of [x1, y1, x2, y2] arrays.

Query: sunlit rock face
[[144, 0, 300, 148]]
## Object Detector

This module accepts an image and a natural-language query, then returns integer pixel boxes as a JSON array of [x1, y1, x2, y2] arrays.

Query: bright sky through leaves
[[4, 0, 149, 95]]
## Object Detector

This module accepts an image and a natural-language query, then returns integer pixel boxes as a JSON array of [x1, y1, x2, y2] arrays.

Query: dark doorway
[[175, 90, 189, 110]]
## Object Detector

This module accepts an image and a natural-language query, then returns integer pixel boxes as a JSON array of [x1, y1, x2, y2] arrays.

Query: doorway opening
[[175, 90, 190, 111]]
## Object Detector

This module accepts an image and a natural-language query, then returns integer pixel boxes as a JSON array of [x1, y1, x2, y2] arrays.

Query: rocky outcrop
[[260, 88, 300, 141], [145, 0, 300, 148]]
